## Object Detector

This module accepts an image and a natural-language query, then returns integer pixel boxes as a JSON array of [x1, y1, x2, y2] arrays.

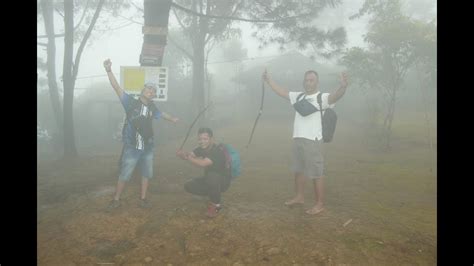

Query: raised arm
[[263, 69, 290, 100], [328, 72, 349, 105], [161, 112, 179, 123], [103, 59, 124, 98]]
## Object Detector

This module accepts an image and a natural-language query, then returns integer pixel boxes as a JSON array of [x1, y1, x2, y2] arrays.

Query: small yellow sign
[[123, 68, 146, 92], [120, 66, 168, 101]]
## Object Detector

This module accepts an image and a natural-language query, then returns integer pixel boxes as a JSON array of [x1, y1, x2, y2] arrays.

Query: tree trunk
[[415, 62, 434, 153], [61, 0, 104, 159], [383, 86, 397, 150], [40, 0, 63, 135], [189, 0, 208, 127], [63, 0, 78, 159]]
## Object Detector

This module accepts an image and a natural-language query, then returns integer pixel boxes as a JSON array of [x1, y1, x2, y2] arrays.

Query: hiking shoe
[[139, 198, 151, 209], [105, 199, 121, 212], [206, 203, 221, 218]]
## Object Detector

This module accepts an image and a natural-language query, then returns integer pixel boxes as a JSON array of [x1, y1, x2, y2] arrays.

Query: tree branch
[[204, 31, 213, 44], [72, 0, 105, 83], [254, 0, 280, 18], [205, 38, 216, 61], [118, 14, 142, 25], [172, 5, 190, 33], [39, 0, 90, 39], [230, 0, 245, 17], [190, 0, 198, 47], [37, 33, 65, 39], [95, 21, 135, 32], [168, 36, 194, 60], [171, 2, 314, 23], [202, 0, 211, 44], [73, 0, 91, 32], [131, 1, 143, 12], [55, 7, 64, 18]]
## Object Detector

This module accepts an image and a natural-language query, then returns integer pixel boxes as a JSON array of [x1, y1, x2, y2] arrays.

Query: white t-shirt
[[289, 91, 335, 141]]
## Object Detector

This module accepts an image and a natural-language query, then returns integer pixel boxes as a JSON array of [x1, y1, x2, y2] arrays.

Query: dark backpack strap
[[317, 92, 324, 110], [125, 97, 157, 123], [125, 96, 141, 122], [296, 92, 305, 101], [217, 143, 232, 176], [317, 93, 324, 138], [148, 101, 157, 114]]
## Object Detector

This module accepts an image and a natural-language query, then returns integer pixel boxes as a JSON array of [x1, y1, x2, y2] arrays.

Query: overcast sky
[[37, 0, 435, 89]]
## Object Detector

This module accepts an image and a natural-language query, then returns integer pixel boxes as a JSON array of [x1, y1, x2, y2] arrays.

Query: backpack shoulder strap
[[296, 92, 305, 101], [125, 96, 141, 118], [317, 92, 325, 111], [217, 143, 226, 156], [317, 92, 324, 132], [218, 143, 232, 170], [317, 92, 323, 105], [148, 100, 157, 112]]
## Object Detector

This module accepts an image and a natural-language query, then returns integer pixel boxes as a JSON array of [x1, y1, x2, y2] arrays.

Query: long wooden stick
[[179, 102, 213, 150]]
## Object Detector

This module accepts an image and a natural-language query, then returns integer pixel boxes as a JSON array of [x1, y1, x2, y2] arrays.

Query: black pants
[[184, 172, 230, 204]]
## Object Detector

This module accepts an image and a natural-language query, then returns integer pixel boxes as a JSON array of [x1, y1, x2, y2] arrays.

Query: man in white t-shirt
[[263, 69, 349, 215]]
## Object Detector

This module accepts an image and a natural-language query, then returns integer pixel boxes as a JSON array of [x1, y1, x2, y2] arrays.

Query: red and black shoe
[[206, 203, 222, 218]]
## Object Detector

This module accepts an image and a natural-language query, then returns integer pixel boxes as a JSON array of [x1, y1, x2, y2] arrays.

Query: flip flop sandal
[[305, 207, 324, 215], [284, 200, 304, 207]]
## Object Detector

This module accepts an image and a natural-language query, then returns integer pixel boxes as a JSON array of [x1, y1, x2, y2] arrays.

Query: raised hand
[[176, 149, 188, 160], [103, 59, 112, 72], [262, 68, 270, 83]]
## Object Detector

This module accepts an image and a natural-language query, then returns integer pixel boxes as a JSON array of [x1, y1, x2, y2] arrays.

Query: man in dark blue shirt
[[104, 59, 179, 210]]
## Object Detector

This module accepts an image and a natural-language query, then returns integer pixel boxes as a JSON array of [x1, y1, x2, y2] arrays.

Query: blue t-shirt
[[120, 93, 161, 150]]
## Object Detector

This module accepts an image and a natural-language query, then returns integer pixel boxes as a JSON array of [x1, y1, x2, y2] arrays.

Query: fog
[[38, 0, 379, 155], [37, 1, 437, 264]]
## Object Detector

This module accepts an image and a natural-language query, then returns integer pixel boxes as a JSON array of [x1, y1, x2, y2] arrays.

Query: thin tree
[[342, 0, 436, 150], [39, 0, 63, 133], [62, 0, 105, 159]]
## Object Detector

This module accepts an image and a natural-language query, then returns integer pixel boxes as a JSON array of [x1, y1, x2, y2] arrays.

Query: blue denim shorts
[[119, 145, 154, 181]]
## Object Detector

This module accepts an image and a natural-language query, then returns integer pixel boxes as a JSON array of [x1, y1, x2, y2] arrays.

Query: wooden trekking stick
[[179, 101, 213, 150], [246, 78, 265, 148]]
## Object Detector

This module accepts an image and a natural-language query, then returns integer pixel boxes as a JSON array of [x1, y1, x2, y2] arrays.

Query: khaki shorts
[[292, 137, 324, 179]]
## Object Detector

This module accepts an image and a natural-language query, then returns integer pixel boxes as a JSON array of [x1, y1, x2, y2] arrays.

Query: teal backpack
[[218, 143, 241, 179]]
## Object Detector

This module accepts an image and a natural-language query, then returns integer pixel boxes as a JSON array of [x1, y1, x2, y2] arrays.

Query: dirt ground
[[37, 117, 437, 265]]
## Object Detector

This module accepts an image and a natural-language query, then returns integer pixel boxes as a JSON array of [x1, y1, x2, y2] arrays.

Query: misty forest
[[37, 0, 436, 265]]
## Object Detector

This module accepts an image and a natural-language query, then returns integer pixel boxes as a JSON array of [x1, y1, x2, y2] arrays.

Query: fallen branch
[[343, 219, 353, 227]]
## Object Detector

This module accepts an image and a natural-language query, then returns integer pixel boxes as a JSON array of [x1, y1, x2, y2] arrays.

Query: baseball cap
[[143, 82, 157, 91]]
